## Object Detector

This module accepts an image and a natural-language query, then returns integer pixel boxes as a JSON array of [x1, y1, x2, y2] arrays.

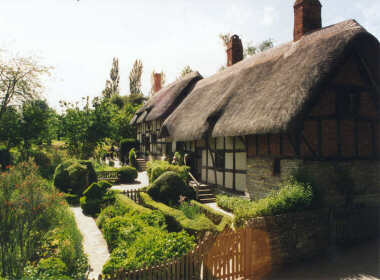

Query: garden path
[[71, 207, 109, 280], [205, 202, 234, 217], [111, 171, 149, 191]]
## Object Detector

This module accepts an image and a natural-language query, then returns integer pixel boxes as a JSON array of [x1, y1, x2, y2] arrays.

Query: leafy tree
[[0, 106, 21, 148], [102, 57, 120, 98], [129, 59, 143, 95], [179, 65, 193, 78], [0, 53, 50, 120]]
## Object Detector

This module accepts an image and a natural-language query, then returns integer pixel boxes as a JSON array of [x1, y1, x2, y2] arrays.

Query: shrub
[[147, 171, 195, 205], [173, 151, 184, 165], [31, 150, 52, 179], [53, 159, 97, 194], [190, 200, 232, 231], [80, 196, 102, 216], [118, 166, 138, 183], [119, 138, 136, 164], [63, 193, 80, 206], [83, 182, 106, 199], [0, 146, 11, 170], [129, 148, 137, 168], [146, 160, 190, 183], [140, 192, 217, 235], [178, 202, 202, 220], [217, 177, 314, 227], [81, 181, 114, 216], [216, 195, 251, 213], [37, 257, 68, 277]]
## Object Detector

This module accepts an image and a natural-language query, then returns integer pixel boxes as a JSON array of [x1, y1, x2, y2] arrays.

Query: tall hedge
[[119, 138, 136, 164], [53, 160, 97, 194]]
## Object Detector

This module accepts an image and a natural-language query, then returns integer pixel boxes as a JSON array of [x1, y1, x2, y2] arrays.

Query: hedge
[[190, 200, 233, 231], [119, 138, 136, 164], [146, 160, 189, 183], [118, 166, 138, 183], [140, 193, 218, 236]]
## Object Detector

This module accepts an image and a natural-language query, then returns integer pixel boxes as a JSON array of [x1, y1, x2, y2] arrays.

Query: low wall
[[243, 206, 380, 277]]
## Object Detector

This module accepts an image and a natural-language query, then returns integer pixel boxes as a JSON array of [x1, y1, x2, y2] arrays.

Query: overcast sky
[[1, 0, 379, 109]]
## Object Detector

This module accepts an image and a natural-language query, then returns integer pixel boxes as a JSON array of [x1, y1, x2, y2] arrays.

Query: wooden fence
[[122, 189, 143, 204], [97, 171, 119, 183], [95, 227, 255, 280]]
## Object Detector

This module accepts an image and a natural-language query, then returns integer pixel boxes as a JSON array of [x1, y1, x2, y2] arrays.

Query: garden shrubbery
[[119, 138, 136, 164], [80, 180, 114, 216], [118, 166, 138, 183], [0, 161, 87, 279], [98, 195, 195, 275], [129, 148, 137, 168], [147, 171, 195, 205], [53, 159, 97, 194], [217, 177, 314, 227], [146, 160, 189, 183], [0, 145, 11, 170]]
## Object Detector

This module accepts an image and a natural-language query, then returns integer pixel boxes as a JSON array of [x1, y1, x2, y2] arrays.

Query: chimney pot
[[293, 0, 322, 42], [153, 73, 162, 93], [227, 35, 243, 67]]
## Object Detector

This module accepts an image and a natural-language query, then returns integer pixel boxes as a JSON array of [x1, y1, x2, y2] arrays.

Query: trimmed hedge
[[129, 148, 137, 169], [118, 166, 138, 183], [140, 192, 218, 236], [147, 171, 195, 205], [190, 200, 233, 231], [53, 160, 97, 194], [146, 160, 190, 183], [63, 193, 80, 206]]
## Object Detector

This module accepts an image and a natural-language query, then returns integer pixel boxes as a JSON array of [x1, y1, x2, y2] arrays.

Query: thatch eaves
[[162, 20, 380, 141], [130, 71, 202, 125]]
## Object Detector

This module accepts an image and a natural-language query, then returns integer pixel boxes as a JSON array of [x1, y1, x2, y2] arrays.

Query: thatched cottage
[[131, 0, 380, 201]]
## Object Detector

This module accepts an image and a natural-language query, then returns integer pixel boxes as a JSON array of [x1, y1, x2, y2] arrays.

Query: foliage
[[53, 159, 97, 194], [173, 151, 184, 165], [0, 106, 21, 148], [118, 166, 138, 183], [0, 52, 50, 120], [31, 150, 52, 179], [217, 177, 314, 227], [37, 257, 68, 277], [179, 65, 193, 79], [0, 146, 10, 170], [146, 160, 190, 183], [178, 202, 202, 220], [147, 171, 195, 205], [102, 57, 120, 98], [99, 196, 195, 274], [0, 161, 87, 279], [119, 138, 136, 164], [129, 148, 137, 168], [140, 193, 218, 235], [81, 181, 114, 216], [63, 193, 80, 206], [129, 59, 143, 95], [190, 200, 232, 231]]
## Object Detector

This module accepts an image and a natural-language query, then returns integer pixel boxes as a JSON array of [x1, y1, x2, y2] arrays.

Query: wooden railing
[[97, 171, 119, 183], [122, 189, 143, 204], [188, 172, 200, 201]]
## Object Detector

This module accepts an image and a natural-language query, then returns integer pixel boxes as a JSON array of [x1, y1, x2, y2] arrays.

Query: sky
[[1, 0, 379, 109]]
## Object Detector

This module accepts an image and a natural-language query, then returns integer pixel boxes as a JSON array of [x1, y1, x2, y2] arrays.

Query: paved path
[[112, 171, 149, 191], [71, 207, 109, 280], [205, 202, 234, 217], [265, 239, 380, 280]]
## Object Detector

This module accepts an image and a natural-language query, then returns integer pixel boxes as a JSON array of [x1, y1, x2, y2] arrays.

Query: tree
[[129, 59, 143, 95], [0, 53, 50, 120], [0, 106, 21, 148], [102, 57, 120, 98], [179, 65, 193, 79]]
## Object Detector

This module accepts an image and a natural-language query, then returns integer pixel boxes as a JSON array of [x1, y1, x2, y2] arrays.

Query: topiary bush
[[0, 146, 11, 170], [147, 171, 195, 205], [81, 181, 114, 216], [146, 160, 190, 183], [118, 166, 138, 183], [119, 138, 136, 164], [80, 196, 102, 216], [83, 182, 106, 199], [53, 160, 97, 194], [129, 148, 137, 169]]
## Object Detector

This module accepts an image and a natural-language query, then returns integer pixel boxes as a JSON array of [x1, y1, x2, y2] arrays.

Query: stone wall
[[246, 158, 380, 203], [244, 207, 379, 277]]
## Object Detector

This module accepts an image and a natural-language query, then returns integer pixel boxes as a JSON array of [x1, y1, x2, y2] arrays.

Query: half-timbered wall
[[200, 137, 247, 194]]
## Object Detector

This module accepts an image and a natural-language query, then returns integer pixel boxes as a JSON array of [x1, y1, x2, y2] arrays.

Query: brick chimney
[[153, 73, 162, 93], [227, 35, 243, 67], [293, 0, 322, 42]]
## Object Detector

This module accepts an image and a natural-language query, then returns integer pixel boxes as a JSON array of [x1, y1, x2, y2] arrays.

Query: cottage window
[[215, 150, 225, 170]]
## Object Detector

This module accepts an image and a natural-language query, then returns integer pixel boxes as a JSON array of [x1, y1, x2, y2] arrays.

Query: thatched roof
[[162, 20, 380, 141], [130, 72, 202, 125]]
